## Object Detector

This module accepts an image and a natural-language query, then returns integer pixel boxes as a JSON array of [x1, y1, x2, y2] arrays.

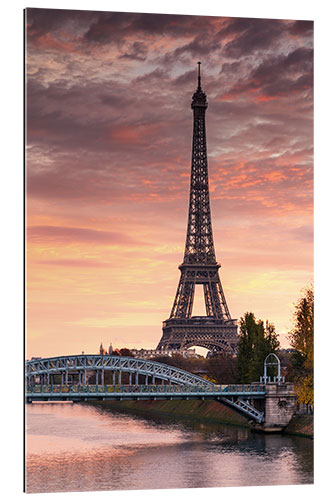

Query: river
[[25, 402, 313, 493]]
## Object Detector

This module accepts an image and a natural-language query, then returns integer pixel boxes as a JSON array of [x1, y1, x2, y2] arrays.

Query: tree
[[237, 312, 257, 383], [151, 354, 187, 370], [250, 320, 280, 381], [119, 348, 133, 357], [288, 285, 314, 406], [237, 312, 280, 383], [207, 353, 237, 384]]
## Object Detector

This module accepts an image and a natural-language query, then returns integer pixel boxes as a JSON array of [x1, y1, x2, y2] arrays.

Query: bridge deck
[[26, 384, 266, 402]]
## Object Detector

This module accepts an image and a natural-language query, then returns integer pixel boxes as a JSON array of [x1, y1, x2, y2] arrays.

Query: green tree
[[237, 312, 257, 383], [207, 353, 237, 384], [288, 285, 314, 406], [237, 312, 280, 383]]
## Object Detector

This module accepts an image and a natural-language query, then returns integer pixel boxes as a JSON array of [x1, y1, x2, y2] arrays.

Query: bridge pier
[[253, 383, 296, 432]]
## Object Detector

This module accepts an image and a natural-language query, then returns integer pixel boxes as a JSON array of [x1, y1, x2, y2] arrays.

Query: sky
[[25, 8, 313, 359]]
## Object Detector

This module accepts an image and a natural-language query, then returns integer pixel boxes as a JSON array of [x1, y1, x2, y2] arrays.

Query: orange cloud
[[32, 32, 76, 53], [109, 123, 162, 144], [255, 95, 278, 103]]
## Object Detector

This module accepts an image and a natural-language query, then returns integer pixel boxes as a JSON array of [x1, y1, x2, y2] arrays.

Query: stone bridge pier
[[254, 383, 296, 432]]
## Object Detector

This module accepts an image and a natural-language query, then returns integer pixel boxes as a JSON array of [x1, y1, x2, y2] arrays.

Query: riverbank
[[284, 414, 314, 438], [90, 399, 250, 428], [88, 399, 313, 437]]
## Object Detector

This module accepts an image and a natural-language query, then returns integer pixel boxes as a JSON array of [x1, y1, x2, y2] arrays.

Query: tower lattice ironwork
[[157, 63, 238, 355]]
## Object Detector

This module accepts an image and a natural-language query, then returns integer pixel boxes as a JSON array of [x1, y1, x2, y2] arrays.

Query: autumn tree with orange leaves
[[289, 285, 314, 407]]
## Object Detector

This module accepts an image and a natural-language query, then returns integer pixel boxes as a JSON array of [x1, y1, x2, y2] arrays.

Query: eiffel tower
[[157, 63, 238, 355]]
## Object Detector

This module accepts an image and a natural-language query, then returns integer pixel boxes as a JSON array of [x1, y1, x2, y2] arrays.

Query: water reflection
[[25, 402, 313, 493]]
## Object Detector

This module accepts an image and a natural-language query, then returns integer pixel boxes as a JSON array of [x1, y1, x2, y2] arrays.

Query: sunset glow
[[26, 10, 313, 358]]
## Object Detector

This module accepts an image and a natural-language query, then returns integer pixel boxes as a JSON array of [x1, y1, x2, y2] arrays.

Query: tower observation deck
[[156, 63, 238, 355]]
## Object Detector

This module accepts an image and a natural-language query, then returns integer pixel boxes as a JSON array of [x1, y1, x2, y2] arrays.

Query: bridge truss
[[26, 354, 214, 388], [25, 355, 265, 423]]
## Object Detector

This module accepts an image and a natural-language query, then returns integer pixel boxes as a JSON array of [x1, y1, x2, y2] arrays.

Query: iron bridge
[[25, 355, 266, 423]]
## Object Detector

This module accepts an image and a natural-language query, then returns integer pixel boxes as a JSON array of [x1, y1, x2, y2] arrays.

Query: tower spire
[[197, 61, 201, 90]]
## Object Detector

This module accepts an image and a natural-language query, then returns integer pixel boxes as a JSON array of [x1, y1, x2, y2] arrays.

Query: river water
[[25, 402, 313, 493]]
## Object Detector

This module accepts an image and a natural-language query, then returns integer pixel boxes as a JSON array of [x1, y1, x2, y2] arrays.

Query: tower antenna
[[197, 61, 201, 89]]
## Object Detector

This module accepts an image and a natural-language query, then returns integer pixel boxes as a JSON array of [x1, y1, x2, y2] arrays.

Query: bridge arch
[[25, 355, 214, 388]]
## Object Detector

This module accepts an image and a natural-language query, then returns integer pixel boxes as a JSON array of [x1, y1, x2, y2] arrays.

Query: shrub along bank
[[90, 399, 250, 427], [284, 414, 313, 438]]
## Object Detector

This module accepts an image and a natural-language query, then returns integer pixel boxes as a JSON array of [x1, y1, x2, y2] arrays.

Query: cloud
[[26, 8, 94, 48], [220, 47, 313, 101], [221, 18, 286, 58], [283, 225, 313, 244], [172, 69, 197, 87], [134, 68, 168, 85], [173, 34, 222, 58], [83, 11, 218, 45], [27, 225, 142, 245], [220, 61, 242, 75], [119, 41, 148, 61], [289, 20, 314, 36], [39, 259, 110, 267]]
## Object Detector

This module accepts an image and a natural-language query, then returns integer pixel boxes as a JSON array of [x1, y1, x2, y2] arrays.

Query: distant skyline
[[26, 9, 313, 358]]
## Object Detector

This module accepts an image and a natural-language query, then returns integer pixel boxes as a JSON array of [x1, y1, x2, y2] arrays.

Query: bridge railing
[[26, 384, 266, 395], [221, 384, 265, 393]]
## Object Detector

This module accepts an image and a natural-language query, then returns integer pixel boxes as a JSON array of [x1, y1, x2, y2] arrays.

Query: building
[[157, 63, 238, 355]]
